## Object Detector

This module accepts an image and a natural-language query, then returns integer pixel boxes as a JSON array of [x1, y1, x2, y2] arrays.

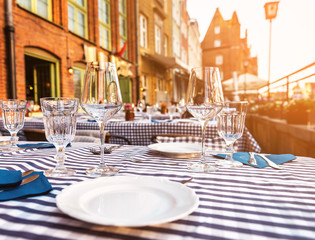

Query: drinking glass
[[216, 101, 248, 168], [40, 97, 79, 177], [146, 106, 154, 122], [168, 105, 177, 120], [0, 99, 27, 152], [81, 62, 123, 177], [186, 67, 224, 172]]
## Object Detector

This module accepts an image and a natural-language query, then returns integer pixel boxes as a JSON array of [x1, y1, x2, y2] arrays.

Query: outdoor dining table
[[0, 116, 261, 153], [0, 142, 314, 239]]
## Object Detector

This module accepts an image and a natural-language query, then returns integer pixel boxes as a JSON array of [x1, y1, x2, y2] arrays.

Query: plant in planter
[[124, 103, 134, 121], [160, 103, 168, 114], [284, 99, 315, 124], [268, 101, 284, 119]]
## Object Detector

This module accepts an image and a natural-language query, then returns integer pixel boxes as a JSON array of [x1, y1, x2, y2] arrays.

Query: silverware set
[[90, 145, 123, 154], [249, 152, 282, 170]]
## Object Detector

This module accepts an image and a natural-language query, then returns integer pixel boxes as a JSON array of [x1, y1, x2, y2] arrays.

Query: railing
[[258, 62, 315, 101]]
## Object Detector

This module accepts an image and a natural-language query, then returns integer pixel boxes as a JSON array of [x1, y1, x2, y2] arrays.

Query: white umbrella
[[223, 73, 267, 91]]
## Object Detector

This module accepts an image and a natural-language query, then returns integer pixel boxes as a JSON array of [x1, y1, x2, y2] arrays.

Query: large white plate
[[56, 176, 199, 227], [148, 142, 201, 158]]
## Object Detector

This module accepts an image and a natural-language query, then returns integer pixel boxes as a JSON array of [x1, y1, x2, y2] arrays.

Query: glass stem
[[200, 120, 209, 164], [225, 142, 234, 161], [55, 146, 66, 170], [10, 133, 18, 148], [99, 122, 106, 168]]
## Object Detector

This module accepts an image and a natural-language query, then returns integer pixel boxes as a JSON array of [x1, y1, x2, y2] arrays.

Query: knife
[[256, 153, 282, 170]]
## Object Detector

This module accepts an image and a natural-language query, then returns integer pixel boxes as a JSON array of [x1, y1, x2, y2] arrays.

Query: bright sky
[[186, 0, 315, 82]]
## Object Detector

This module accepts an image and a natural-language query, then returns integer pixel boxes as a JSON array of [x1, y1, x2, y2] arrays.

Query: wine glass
[[0, 99, 27, 152], [81, 62, 123, 177], [168, 105, 177, 120], [216, 101, 248, 168], [40, 97, 79, 177], [186, 67, 224, 172], [146, 106, 154, 122], [137, 99, 145, 115]]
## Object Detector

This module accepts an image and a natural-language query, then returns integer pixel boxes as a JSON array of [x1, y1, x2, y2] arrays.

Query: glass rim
[[40, 97, 79, 102], [0, 99, 27, 102], [221, 101, 248, 104], [190, 66, 220, 71]]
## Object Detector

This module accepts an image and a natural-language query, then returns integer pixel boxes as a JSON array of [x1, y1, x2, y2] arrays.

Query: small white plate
[[148, 143, 201, 158], [56, 176, 199, 227]]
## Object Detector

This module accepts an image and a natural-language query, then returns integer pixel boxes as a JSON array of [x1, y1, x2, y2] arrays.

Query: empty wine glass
[[40, 97, 79, 177], [216, 101, 248, 168], [168, 105, 177, 120], [177, 98, 186, 117], [81, 61, 123, 177], [0, 99, 27, 152], [186, 67, 224, 172], [146, 106, 154, 122], [137, 99, 145, 115]]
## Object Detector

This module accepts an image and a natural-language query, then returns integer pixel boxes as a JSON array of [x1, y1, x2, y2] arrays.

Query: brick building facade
[[0, 0, 137, 105]]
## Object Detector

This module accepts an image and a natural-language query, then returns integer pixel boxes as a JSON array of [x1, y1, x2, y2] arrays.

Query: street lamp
[[264, 1, 279, 101]]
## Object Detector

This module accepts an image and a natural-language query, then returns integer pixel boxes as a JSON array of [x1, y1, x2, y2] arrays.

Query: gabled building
[[201, 8, 258, 97]]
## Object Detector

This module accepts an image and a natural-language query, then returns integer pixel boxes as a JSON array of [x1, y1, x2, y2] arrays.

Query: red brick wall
[[0, 0, 137, 100]]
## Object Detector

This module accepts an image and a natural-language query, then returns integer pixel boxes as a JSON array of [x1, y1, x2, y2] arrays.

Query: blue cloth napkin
[[0, 169, 22, 188], [151, 119, 172, 123], [88, 119, 96, 122], [215, 152, 296, 168], [0, 171, 53, 201], [17, 143, 71, 149]]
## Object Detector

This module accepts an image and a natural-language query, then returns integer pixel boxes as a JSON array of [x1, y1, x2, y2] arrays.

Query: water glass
[[41, 97, 79, 177], [0, 99, 27, 152], [216, 101, 248, 168]]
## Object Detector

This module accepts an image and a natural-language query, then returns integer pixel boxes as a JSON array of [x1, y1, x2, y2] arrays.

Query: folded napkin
[[88, 119, 96, 122], [17, 142, 71, 149], [151, 119, 172, 123], [0, 169, 22, 188], [215, 152, 296, 168], [0, 171, 53, 201]]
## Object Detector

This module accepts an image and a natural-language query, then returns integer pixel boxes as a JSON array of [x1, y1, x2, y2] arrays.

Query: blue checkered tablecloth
[[0, 117, 261, 153], [0, 142, 314, 239]]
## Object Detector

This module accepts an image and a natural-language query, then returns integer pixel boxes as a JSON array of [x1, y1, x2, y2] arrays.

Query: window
[[142, 73, 148, 89], [164, 35, 168, 56], [73, 66, 85, 99], [214, 40, 221, 47], [216, 55, 223, 65], [119, 0, 128, 58], [214, 26, 220, 34], [99, 0, 111, 50], [68, 0, 88, 38], [139, 14, 148, 48], [17, 0, 52, 20], [155, 25, 161, 54]]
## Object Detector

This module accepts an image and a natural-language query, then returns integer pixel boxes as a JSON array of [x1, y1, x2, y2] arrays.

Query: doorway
[[25, 55, 58, 105]]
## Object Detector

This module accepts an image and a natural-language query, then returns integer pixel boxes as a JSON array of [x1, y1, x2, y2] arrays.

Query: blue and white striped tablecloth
[[0, 142, 314, 240]]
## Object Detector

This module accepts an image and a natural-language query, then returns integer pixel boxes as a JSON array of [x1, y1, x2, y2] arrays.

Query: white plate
[[56, 176, 199, 227], [148, 143, 201, 158]]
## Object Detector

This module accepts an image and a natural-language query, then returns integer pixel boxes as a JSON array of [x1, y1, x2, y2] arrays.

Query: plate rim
[[56, 175, 199, 227]]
